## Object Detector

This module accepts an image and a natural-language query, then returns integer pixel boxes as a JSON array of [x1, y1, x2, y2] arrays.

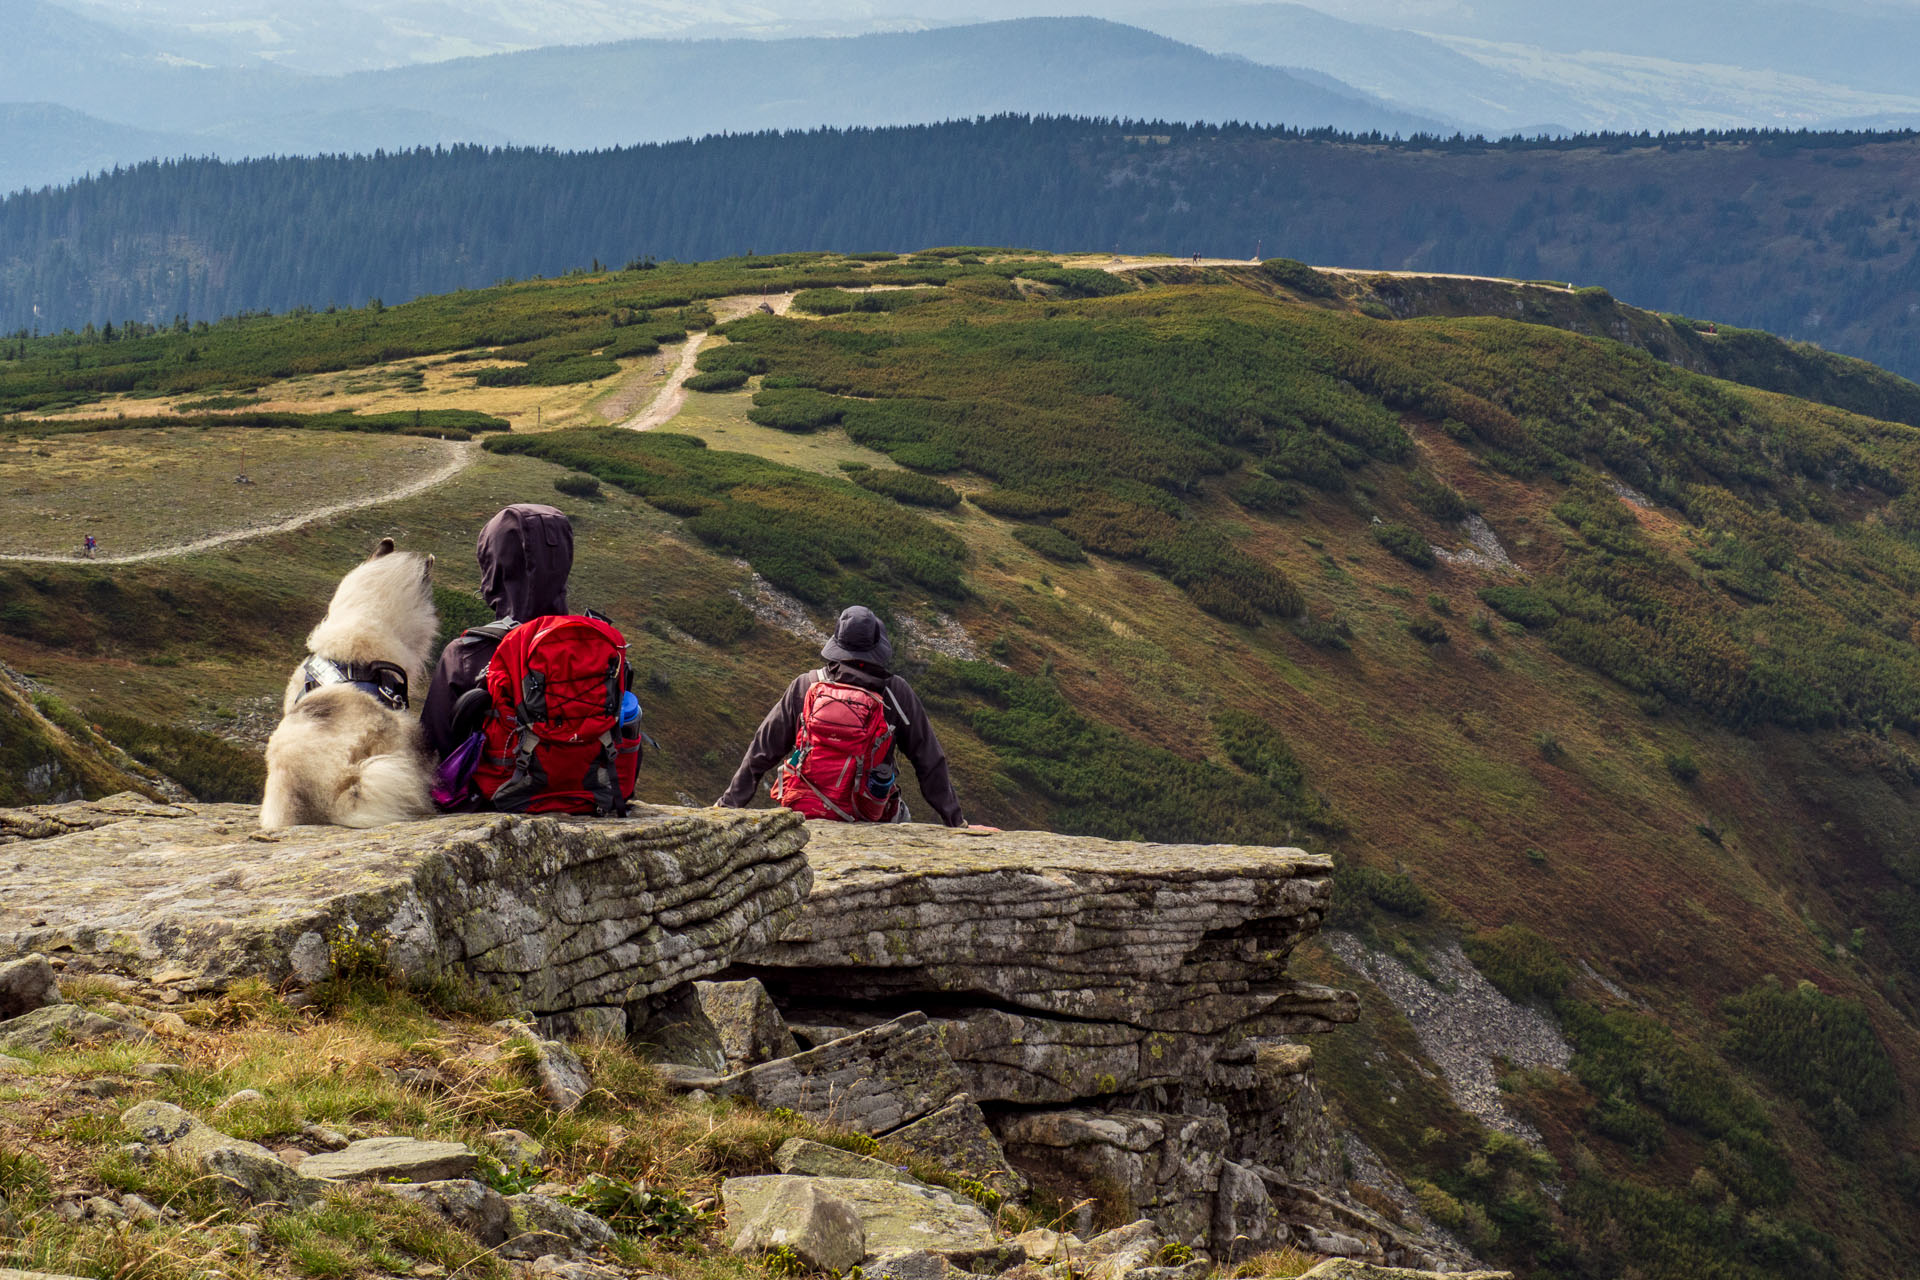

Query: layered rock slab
[[0, 795, 809, 1011], [741, 823, 1346, 1034]]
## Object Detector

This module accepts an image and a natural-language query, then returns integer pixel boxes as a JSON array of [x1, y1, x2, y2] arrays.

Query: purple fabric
[[431, 731, 485, 809]]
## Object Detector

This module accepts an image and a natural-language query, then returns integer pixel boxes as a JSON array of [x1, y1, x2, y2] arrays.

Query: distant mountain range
[[0, 3, 1437, 194], [13, 0, 1920, 197]]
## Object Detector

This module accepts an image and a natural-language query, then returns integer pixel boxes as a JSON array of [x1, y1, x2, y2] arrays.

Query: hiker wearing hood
[[420, 503, 573, 759], [717, 605, 967, 827]]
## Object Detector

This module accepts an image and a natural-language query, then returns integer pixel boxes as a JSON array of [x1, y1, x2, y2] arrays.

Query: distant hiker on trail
[[82, 534, 96, 558], [716, 605, 967, 827]]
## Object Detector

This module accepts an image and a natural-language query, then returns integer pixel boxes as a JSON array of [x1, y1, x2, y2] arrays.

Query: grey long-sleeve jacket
[[716, 660, 965, 826]]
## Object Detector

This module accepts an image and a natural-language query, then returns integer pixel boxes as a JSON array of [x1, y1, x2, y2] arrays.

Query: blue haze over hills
[[5, 0, 1920, 194]]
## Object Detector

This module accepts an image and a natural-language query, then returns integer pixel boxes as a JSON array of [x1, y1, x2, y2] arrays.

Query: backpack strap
[[463, 617, 519, 644]]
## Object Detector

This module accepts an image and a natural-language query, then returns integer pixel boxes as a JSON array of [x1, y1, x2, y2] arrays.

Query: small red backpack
[[470, 614, 641, 815], [771, 675, 899, 822]]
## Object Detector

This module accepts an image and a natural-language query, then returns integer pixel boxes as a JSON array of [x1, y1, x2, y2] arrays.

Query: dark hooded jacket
[[716, 607, 966, 826], [420, 504, 573, 758]]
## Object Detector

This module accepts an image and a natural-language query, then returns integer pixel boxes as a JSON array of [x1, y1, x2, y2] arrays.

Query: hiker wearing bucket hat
[[716, 605, 968, 826]]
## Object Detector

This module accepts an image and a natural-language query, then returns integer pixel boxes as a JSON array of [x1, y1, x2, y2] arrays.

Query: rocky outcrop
[[0, 796, 1440, 1267], [744, 824, 1348, 1034], [726, 823, 1401, 1261], [0, 794, 810, 1013]]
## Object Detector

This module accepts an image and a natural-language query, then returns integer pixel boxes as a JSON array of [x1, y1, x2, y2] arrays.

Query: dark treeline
[[5, 115, 1920, 378]]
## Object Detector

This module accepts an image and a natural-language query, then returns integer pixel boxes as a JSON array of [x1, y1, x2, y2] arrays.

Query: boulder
[[502, 1193, 617, 1260], [994, 1111, 1226, 1248], [931, 1009, 1220, 1105], [529, 1259, 627, 1280], [537, 1006, 627, 1042], [487, 1128, 545, 1168], [1005, 1229, 1082, 1264], [885, 1095, 1027, 1197], [1212, 1161, 1279, 1262], [729, 1177, 867, 1273], [722, 1175, 997, 1260], [120, 1100, 321, 1206], [632, 985, 727, 1073], [0, 1004, 140, 1054], [742, 824, 1338, 1034], [865, 1249, 974, 1280], [0, 955, 61, 1019], [697, 977, 800, 1068], [377, 1179, 511, 1245], [0, 1270, 91, 1280], [1299, 1264, 1514, 1280], [0, 797, 810, 1009], [300, 1136, 477, 1183], [0, 1055, 29, 1074], [501, 1021, 593, 1112], [774, 1137, 918, 1184], [1077, 1220, 1165, 1280], [712, 1013, 965, 1135]]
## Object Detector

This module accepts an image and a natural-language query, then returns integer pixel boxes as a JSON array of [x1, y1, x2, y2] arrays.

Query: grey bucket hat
[[821, 605, 894, 668]]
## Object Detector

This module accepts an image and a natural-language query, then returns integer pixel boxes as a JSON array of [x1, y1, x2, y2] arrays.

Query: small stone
[[84, 1196, 126, 1223], [275, 1148, 307, 1169], [696, 978, 800, 1068], [774, 1137, 918, 1185], [501, 1193, 617, 1260], [1297, 1264, 1516, 1280], [232, 1222, 264, 1253], [146, 1013, 190, 1038], [121, 1100, 322, 1206], [301, 1137, 477, 1183], [118, 1142, 153, 1165], [729, 1178, 866, 1275], [121, 1194, 162, 1222], [0, 1054, 30, 1075], [0, 955, 62, 1019], [500, 1022, 592, 1112], [1007, 1230, 1082, 1264], [1304, 1229, 1375, 1259], [788, 1023, 854, 1049], [866, 1249, 964, 1280], [486, 1129, 544, 1168], [301, 1123, 350, 1150], [0, 1202, 19, 1237], [0, 1004, 139, 1054], [529, 1258, 627, 1280], [722, 1176, 996, 1260], [377, 1179, 511, 1246], [1079, 1221, 1166, 1280], [79, 1078, 124, 1098], [133, 1063, 183, 1080], [51, 1198, 85, 1223], [219, 1089, 264, 1108]]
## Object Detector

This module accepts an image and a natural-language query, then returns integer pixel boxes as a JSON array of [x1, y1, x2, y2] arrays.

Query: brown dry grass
[[0, 429, 460, 556]]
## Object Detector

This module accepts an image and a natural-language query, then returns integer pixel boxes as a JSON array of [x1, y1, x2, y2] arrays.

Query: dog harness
[[295, 655, 411, 711]]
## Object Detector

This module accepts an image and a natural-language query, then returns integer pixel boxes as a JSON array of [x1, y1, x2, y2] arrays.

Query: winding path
[[0, 440, 477, 565], [1, 288, 800, 563], [618, 292, 795, 432]]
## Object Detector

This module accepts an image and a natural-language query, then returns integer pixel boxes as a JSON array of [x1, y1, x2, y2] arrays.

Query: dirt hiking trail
[[0, 441, 476, 565], [619, 292, 794, 431]]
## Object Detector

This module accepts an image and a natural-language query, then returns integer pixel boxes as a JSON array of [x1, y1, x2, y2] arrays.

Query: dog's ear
[[371, 537, 396, 559], [421, 554, 435, 582]]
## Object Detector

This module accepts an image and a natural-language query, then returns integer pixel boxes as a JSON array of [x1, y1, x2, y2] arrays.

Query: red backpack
[[771, 674, 899, 822], [470, 614, 642, 815]]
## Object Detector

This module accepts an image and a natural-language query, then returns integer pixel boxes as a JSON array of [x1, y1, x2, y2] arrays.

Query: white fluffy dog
[[260, 538, 439, 830]]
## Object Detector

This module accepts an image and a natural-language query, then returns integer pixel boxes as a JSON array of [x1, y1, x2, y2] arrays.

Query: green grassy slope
[[5, 253, 1920, 1276]]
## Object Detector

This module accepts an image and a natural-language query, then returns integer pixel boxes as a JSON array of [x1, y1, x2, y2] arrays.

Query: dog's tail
[[333, 753, 435, 828]]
